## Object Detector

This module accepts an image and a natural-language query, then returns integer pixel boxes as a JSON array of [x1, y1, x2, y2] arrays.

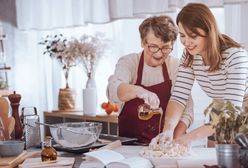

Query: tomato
[[101, 102, 108, 109], [106, 104, 114, 112], [105, 108, 113, 115], [101, 101, 119, 115], [113, 105, 119, 112]]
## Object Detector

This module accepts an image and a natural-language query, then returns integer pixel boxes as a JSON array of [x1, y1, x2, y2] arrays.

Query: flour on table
[[140, 141, 189, 158]]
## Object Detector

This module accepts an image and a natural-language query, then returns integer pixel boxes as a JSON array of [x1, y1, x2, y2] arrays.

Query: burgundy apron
[[118, 52, 172, 144]]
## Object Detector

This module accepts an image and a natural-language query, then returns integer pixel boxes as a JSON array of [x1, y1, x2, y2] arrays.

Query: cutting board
[[19, 157, 75, 168], [0, 151, 28, 168]]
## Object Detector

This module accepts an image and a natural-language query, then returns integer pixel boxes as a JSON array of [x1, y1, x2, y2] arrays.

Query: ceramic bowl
[[0, 140, 25, 157], [49, 122, 102, 148]]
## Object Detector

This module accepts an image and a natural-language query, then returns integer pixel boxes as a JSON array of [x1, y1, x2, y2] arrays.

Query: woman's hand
[[173, 121, 187, 138], [174, 124, 215, 146], [136, 87, 160, 109], [149, 129, 174, 149], [174, 133, 193, 147]]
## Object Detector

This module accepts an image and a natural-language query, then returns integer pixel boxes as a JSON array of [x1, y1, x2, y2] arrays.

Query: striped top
[[171, 47, 248, 108]]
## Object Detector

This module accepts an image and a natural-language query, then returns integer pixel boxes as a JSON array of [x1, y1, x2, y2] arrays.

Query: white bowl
[[0, 140, 25, 157], [50, 122, 102, 148]]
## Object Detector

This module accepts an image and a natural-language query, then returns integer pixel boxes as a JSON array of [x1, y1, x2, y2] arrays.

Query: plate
[[53, 134, 138, 153]]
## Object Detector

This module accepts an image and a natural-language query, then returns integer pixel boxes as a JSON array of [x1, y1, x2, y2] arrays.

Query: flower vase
[[58, 88, 76, 111], [58, 68, 77, 111], [83, 76, 97, 116]]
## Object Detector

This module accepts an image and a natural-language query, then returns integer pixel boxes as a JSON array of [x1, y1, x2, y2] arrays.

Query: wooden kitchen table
[[79, 145, 218, 168]]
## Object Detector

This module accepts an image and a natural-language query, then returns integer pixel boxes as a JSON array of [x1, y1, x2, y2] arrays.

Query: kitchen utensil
[[7, 116, 15, 138], [53, 134, 137, 154], [235, 133, 248, 149], [0, 151, 28, 167], [21, 107, 41, 149], [37, 122, 102, 148], [0, 117, 5, 140], [0, 140, 25, 157], [0, 97, 10, 139], [19, 157, 75, 168], [35, 122, 88, 134]]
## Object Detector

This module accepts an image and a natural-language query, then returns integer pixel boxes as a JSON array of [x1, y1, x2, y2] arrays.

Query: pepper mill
[[8, 91, 23, 140]]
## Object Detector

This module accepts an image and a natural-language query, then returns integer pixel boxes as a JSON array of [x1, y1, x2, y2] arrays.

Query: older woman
[[107, 15, 193, 144]]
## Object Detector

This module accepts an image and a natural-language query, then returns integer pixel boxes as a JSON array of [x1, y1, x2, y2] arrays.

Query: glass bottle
[[41, 137, 57, 162], [137, 103, 162, 120]]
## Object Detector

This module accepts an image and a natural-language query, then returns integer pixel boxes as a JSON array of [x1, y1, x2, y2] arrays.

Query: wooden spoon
[[7, 116, 15, 139], [0, 97, 11, 139]]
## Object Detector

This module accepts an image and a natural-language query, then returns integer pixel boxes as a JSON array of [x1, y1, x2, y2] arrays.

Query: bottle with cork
[[41, 137, 57, 162]]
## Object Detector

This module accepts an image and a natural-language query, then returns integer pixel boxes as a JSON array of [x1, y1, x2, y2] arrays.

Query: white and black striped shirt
[[171, 47, 248, 108]]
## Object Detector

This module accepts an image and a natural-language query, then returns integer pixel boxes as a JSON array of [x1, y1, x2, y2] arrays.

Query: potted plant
[[204, 101, 248, 168], [39, 34, 82, 110], [40, 33, 108, 112], [75, 33, 108, 116]]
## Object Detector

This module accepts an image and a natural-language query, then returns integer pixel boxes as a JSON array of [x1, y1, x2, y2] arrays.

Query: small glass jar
[[41, 137, 57, 162]]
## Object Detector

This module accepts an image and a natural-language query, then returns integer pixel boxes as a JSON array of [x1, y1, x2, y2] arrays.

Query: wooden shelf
[[0, 66, 11, 70], [44, 111, 118, 123]]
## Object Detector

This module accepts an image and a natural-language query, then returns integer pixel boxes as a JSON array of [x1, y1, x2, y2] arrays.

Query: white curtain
[[224, 2, 248, 49], [15, 0, 248, 30]]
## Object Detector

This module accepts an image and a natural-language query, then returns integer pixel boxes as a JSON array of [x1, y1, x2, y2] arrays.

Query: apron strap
[[162, 60, 170, 82], [136, 51, 170, 85], [136, 52, 144, 85]]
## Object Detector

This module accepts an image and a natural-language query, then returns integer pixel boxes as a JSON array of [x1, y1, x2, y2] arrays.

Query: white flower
[[40, 33, 108, 88], [40, 33, 108, 76]]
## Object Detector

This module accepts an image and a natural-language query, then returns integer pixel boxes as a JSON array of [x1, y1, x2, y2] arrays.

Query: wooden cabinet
[[44, 111, 118, 136]]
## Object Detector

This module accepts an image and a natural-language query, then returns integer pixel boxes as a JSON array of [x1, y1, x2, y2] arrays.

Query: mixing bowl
[[49, 122, 102, 148], [0, 140, 25, 157]]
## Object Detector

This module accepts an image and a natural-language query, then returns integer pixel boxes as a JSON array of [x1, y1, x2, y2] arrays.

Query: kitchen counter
[[79, 145, 217, 168], [3, 145, 217, 168]]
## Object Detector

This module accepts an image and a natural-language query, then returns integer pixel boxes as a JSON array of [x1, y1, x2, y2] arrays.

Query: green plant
[[204, 101, 248, 144]]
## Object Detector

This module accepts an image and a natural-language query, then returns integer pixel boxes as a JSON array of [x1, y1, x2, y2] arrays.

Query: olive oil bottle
[[41, 137, 57, 162]]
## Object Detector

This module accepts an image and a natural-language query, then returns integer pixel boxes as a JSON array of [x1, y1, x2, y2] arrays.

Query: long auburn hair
[[176, 3, 242, 72]]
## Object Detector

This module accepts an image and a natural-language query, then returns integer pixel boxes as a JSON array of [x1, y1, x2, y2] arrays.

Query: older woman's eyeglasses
[[146, 43, 173, 54]]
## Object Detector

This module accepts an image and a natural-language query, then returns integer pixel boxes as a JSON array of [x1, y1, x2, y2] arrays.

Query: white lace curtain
[[15, 0, 248, 30]]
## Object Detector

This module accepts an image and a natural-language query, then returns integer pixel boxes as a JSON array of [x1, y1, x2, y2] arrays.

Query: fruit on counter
[[101, 102, 119, 115]]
